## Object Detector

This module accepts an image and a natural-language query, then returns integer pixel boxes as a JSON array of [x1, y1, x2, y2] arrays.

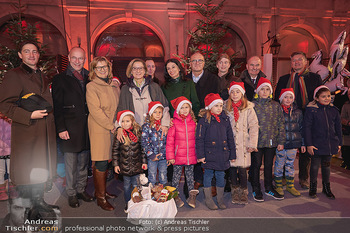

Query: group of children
[[111, 77, 342, 212]]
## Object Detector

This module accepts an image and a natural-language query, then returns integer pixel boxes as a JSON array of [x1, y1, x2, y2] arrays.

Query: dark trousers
[[298, 151, 311, 182], [229, 167, 247, 189], [310, 155, 332, 183], [64, 150, 89, 196], [251, 147, 276, 190], [341, 146, 350, 167]]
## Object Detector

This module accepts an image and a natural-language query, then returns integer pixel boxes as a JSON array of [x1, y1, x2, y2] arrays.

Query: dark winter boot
[[322, 182, 335, 199], [309, 181, 317, 198]]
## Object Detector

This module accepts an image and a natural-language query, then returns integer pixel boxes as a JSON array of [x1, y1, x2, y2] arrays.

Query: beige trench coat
[[225, 101, 259, 168], [86, 78, 118, 161]]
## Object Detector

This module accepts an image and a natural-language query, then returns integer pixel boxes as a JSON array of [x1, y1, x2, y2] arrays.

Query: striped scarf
[[287, 68, 309, 109]]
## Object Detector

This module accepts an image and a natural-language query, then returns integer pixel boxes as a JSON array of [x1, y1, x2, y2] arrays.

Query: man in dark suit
[[240, 56, 267, 101], [274, 51, 323, 189], [186, 52, 219, 108], [52, 47, 93, 208], [186, 52, 219, 195]]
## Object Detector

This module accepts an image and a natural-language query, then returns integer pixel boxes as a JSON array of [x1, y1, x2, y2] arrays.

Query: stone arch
[[90, 14, 168, 59]]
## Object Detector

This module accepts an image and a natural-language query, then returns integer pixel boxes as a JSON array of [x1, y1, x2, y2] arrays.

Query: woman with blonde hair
[[86, 56, 119, 211], [116, 58, 170, 140]]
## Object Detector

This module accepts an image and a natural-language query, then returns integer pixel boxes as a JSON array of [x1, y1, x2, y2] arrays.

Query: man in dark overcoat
[[52, 47, 93, 208], [0, 41, 57, 210], [274, 51, 323, 189]]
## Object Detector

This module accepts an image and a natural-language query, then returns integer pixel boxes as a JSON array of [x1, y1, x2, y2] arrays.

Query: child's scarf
[[123, 128, 138, 143], [179, 114, 187, 121], [281, 104, 290, 114], [211, 113, 221, 122], [287, 68, 309, 109], [232, 100, 242, 122], [154, 119, 161, 131]]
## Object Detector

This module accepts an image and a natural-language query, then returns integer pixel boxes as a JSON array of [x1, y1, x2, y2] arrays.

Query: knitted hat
[[116, 110, 135, 126], [255, 77, 273, 94], [313, 85, 330, 99], [279, 88, 295, 103], [148, 101, 164, 116], [204, 93, 223, 110], [229, 81, 245, 95], [171, 96, 192, 114]]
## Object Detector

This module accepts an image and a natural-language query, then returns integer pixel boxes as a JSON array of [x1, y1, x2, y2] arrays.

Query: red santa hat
[[255, 77, 273, 94], [204, 93, 223, 110], [171, 96, 192, 114], [112, 76, 121, 84], [147, 101, 164, 116], [116, 110, 135, 126], [229, 81, 245, 95], [313, 85, 330, 99], [279, 88, 295, 103]]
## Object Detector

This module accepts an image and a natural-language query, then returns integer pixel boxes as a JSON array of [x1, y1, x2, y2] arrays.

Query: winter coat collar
[[20, 63, 40, 74], [306, 100, 333, 108], [91, 76, 111, 86], [240, 70, 266, 85], [66, 64, 89, 78], [173, 111, 193, 122]]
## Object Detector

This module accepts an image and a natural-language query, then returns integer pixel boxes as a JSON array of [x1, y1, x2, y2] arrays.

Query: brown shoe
[[93, 167, 114, 211], [299, 180, 309, 189], [211, 186, 217, 197], [194, 182, 202, 190]]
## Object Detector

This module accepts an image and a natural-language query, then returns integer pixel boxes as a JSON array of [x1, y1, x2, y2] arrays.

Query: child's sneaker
[[265, 188, 284, 200], [252, 189, 264, 202]]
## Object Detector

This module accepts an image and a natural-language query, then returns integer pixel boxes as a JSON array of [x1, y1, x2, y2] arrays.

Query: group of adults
[[0, 39, 323, 214]]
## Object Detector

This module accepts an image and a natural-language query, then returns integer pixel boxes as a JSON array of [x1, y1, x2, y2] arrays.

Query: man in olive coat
[[52, 47, 93, 208], [0, 41, 57, 210]]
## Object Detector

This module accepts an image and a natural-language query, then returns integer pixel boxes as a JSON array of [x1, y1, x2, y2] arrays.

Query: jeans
[[229, 167, 247, 189], [310, 155, 332, 183], [274, 149, 298, 177], [203, 169, 225, 188], [123, 174, 139, 202], [298, 151, 311, 182], [64, 150, 89, 196], [251, 147, 276, 190], [148, 159, 167, 185], [0, 157, 10, 183]]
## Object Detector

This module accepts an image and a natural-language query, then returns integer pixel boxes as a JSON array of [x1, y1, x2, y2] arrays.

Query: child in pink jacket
[[166, 96, 198, 208]]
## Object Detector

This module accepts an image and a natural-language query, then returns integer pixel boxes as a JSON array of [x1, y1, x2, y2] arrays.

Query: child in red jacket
[[166, 96, 198, 208]]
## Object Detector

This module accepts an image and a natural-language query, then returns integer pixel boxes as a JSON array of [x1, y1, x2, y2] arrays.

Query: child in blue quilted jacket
[[141, 101, 168, 185]]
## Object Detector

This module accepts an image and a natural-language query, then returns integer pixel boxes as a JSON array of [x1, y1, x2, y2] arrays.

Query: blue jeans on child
[[148, 159, 167, 185], [203, 169, 225, 188], [274, 148, 298, 177], [123, 174, 139, 202]]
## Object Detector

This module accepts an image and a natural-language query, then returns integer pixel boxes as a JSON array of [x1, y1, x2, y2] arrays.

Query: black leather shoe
[[33, 197, 60, 210], [68, 195, 80, 208], [77, 191, 94, 202]]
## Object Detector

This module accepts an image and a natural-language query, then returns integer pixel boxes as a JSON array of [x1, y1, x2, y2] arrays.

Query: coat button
[[212, 141, 216, 145], [223, 140, 226, 143]]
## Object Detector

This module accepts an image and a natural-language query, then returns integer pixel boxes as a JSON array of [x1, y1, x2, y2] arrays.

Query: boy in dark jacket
[[112, 110, 147, 212], [252, 78, 285, 202], [274, 88, 305, 197], [304, 86, 342, 199]]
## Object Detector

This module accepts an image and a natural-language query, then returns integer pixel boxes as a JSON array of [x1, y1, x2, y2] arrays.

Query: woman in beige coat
[[86, 56, 119, 211], [224, 81, 259, 205]]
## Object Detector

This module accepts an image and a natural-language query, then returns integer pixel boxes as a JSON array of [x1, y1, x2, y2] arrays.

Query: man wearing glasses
[[52, 47, 93, 208], [274, 51, 322, 190], [186, 52, 219, 108]]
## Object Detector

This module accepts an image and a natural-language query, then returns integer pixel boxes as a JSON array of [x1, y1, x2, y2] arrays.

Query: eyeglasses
[[132, 67, 145, 71], [191, 59, 204, 64], [95, 65, 108, 71]]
